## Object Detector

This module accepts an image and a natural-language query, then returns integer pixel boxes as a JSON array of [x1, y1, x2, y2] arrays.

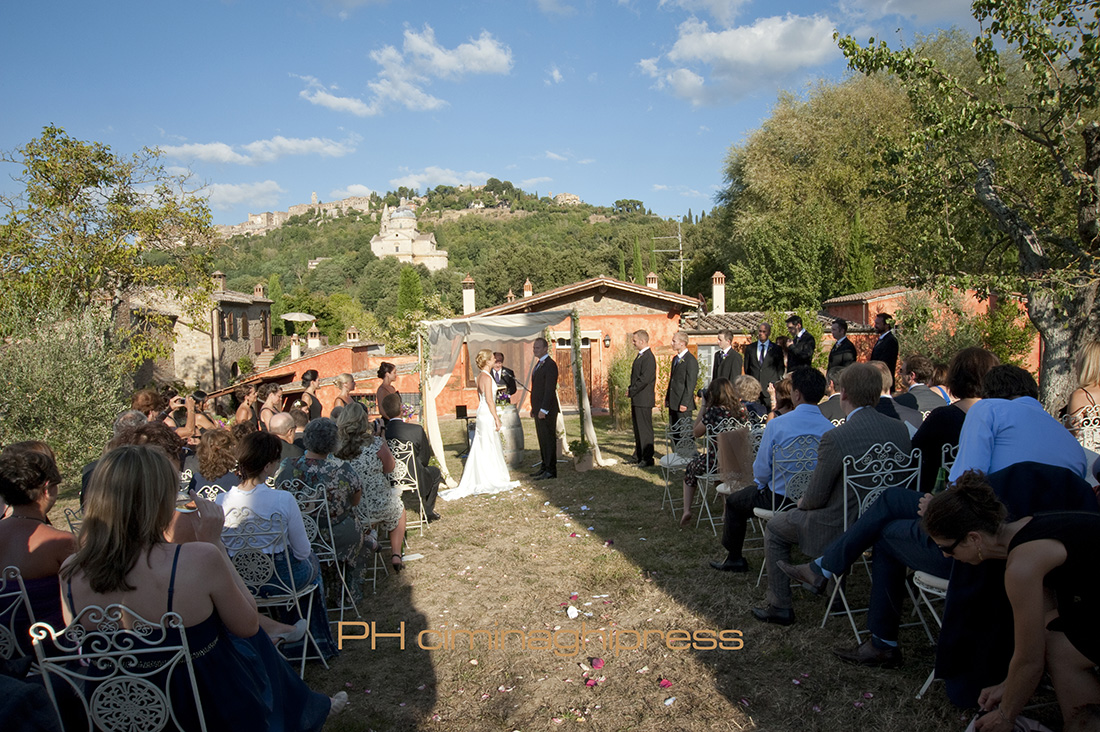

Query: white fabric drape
[[421, 311, 573, 485]]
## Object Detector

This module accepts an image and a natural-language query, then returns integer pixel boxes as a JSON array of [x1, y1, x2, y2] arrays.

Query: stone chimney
[[346, 325, 360, 342], [645, 272, 658, 289], [523, 278, 533, 298], [290, 334, 301, 361], [506, 289, 516, 303], [253, 283, 267, 299], [212, 271, 226, 291], [711, 271, 726, 314], [462, 274, 476, 315], [307, 322, 322, 350]]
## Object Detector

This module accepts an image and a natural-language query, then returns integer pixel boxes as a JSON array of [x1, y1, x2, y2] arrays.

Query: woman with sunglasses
[[923, 471, 1100, 732]]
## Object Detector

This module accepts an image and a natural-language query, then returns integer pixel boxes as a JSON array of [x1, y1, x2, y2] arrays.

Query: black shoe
[[833, 639, 903, 668], [709, 557, 750, 573], [427, 512, 442, 522], [639, 459, 655, 468], [777, 560, 828, 595], [535, 471, 556, 481], [751, 605, 795, 626]]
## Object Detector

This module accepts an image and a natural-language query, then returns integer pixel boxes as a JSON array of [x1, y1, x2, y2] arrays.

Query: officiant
[[491, 352, 517, 401]]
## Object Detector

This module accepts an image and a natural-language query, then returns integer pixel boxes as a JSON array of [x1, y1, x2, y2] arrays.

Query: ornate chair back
[[0, 565, 35, 660], [841, 442, 922, 530]]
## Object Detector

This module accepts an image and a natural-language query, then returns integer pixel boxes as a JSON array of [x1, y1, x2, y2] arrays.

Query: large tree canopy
[[837, 0, 1100, 408]]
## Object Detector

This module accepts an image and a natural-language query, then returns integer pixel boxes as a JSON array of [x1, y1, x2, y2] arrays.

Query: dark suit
[[711, 347, 742, 385], [491, 366, 517, 396], [627, 348, 657, 464], [875, 396, 923, 431], [895, 384, 947, 414], [530, 356, 560, 477], [666, 350, 698, 426], [764, 407, 912, 608], [385, 418, 440, 515], [870, 331, 899, 382], [786, 330, 816, 371], [827, 337, 857, 372], [279, 439, 304, 464], [817, 395, 845, 423], [744, 340, 785, 407]]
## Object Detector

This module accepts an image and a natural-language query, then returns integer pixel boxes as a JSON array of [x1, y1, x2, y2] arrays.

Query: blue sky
[[1, 0, 975, 226]]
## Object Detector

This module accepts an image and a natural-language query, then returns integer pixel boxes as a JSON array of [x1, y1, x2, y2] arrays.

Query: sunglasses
[[936, 537, 963, 555]]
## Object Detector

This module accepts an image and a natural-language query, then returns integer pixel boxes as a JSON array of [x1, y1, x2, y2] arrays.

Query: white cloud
[[300, 25, 512, 117], [545, 151, 568, 161], [577, 158, 595, 165], [641, 14, 840, 105], [547, 66, 563, 85], [388, 166, 494, 191], [329, 183, 375, 199], [521, 176, 553, 187], [680, 188, 705, 197], [204, 181, 286, 210], [652, 184, 670, 191], [658, 0, 750, 27], [839, 0, 975, 25], [536, 0, 576, 16], [161, 134, 360, 166]]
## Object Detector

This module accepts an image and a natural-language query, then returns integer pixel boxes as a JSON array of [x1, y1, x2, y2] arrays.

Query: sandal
[[391, 553, 405, 573]]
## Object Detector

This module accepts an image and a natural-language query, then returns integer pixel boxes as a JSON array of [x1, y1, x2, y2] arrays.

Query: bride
[[441, 349, 520, 501]]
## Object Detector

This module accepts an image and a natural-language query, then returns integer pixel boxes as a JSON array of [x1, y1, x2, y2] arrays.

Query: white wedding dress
[[440, 381, 519, 501]]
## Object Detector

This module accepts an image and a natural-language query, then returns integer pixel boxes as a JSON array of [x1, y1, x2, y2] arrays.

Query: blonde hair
[[197, 429, 237, 479], [475, 349, 494, 371], [61, 445, 177, 593], [334, 401, 370, 460], [335, 373, 355, 390], [1076, 341, 1100, 388]]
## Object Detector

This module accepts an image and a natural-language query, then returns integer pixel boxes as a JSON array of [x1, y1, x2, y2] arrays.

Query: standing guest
[[291, 410, 309, 449], [869, 312, 899, 386], [710, 329, 743, 386], [382, 394, 442, 520], [491, 352, 518, 400], [922, 475, 1100, 732], [895, 354, 948, 413], [666, 331, 699, 428], [733, 375, 768, 423], [376, 363, 399, 418], [744, 323, 785, 408], [131, 388, 166, 421], [529, 338, 560, 480], [234, 384, 259, 429], [231, 420, 257, 443], [785, 315, 816, 371], [332, 373, 356, 413], [275, 419, 370, 603], [627, 330, 657, 467], [827, 319, 857, 371], [679, 378, 748, 528], [268, 412, 304, 464], [911, 347, 1000, 492], [335, 402, 406, 573], [257, 383, 282, 432], [299, 370, 322, 422], [189, 390, 222, 433], [61, 444, 341, 728], [0, 444, 74, 645]]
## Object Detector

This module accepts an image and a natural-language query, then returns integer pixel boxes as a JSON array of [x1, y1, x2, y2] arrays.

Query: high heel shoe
[[391, 553, 405, 573], [271, 618, 308, 646]]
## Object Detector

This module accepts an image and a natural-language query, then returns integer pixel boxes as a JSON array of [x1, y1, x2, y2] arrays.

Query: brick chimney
[[253, 283, 267, 299], [212, 271, 226, 291], [645, 272, 658, 289], [346, 325, 360, 342], [711, 271, 726, 314], [523, 278, 533, 298], [462, 274, 476, 315], [506, 289, 516, 303], [307, 322, 322, 350], [290, 333, 301, 361]]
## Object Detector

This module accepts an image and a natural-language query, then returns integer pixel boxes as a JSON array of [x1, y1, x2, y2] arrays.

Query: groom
[[529, 337, 559, 481]]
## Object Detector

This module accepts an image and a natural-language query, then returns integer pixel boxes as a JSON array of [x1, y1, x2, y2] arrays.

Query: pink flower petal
[[863, 692, 874, 699], [585, 679, 597, 687], [591, 658, 604, 670], [812, 705, 821, 713], [659, 678, 672, 688], [739, 698, 750, 707]]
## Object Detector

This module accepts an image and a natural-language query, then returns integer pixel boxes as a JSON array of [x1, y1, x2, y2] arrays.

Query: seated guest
[[766, 376, 794, 421], [382, 393, 442, 522], [334, 403, 405, 572], [928, 361, 952, 403], [923, 473, 1100, 732], [870, 360, 923, 433], [60, 445, 343, 728], [274, 419, 370, 604], [951, 365, 1088, 482], [81, 409, 147, 502], [184, 429, 239, 497], [753, 363, 911, 626], [710, 368, 833, 572], [732, 375, 767, 423], [268, 412, 304, 465], [107, 422, 198, 544], [679, 378, 748, 529], [817, 368, 846, 423], [911, 347, 999, 492], [375, 363, 399, 418], [894, 354, 948, 413], [1065, 340, 1100, 438], [0, 444, 75, 647]]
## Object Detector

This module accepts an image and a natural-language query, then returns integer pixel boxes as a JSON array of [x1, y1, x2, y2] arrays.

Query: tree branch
[[973, 159, 1048, 274]]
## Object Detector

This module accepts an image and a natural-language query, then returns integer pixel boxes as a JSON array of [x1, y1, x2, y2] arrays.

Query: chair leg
[[820, 574, 866, 644], [916, 668, 937, 699]]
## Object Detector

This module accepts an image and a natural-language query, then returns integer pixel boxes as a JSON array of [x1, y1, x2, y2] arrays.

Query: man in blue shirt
[[710, 368, 834, 573]]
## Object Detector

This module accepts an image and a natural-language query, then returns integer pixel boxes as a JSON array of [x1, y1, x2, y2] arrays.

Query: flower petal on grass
[[591, 658, 605, 670], [659, 678, 672, 689], [664, 697, 676, 706], [567, 606, 579, 619]]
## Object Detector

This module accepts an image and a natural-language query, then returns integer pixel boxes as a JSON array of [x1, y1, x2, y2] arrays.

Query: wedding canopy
[[419, 311, 574, 485]]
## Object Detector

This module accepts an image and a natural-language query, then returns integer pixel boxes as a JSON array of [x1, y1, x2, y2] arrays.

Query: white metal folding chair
[[63, 507, 83, 535], [222, 507, 330, 678], [694, 416, 749, 534], [752, 434, 822, 586], [388, 439, 427, 537], [941, 442, 959, 476], [1068, 404, 1100, 451], [821, 442, 922, 642], [658, 419, 697, 516], [913, 570, 949, 699], [0, 565, 36, 661], [354, 503, 392, 593], [31, 604, 208, 732], [194, 484, 226, 502], [279, 478, 362, 624]]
